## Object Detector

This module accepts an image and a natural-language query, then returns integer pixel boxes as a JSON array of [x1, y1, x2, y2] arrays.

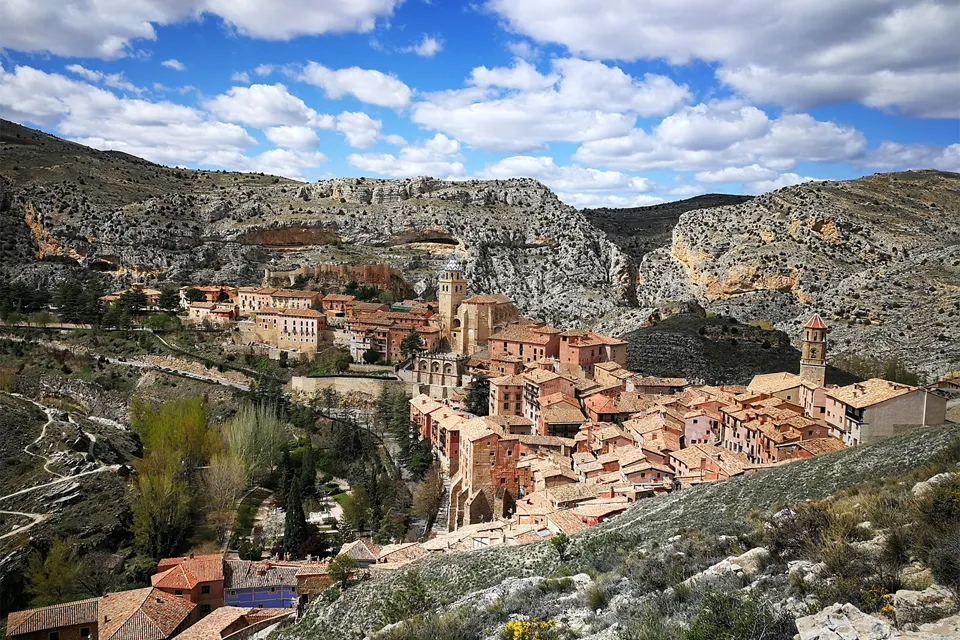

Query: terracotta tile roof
[[339, 540, 380, 562], [99, 588, 196, 640], [490, 324, 552, 344], [484, 415, 534, 429], [322, 293, 356, 301], [489, 374, 525, 386], [572, 503, 629, 519], [462, 294, 513, 304], [825, 378, 917, 409], [797, 438, 848, 455], [152, 555, 223, 590], [517, 435, 575, 448], [174, 606, 249, 640], [6, 598, 98, 636], [546, 509, 588, 535], [522, 369, 562, 384], [630, 376, 689, 388], [804, 314, 828, 329], [546, 481, 603, 505], [459, 417, 498, 442], [541, 402, 587, 424], [224, 561, 299, 589], [271, 289, 317, 299], [748, 372, 802, 394]]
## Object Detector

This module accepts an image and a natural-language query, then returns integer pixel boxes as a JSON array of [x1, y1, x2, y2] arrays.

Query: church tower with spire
[[437, 256, 466, 347], [800, 314, 828, 387]]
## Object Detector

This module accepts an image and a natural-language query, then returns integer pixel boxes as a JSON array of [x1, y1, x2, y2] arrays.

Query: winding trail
[[0, 393, 120, 541]]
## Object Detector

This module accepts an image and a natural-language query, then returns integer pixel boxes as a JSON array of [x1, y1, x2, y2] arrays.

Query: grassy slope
[[285, 422, 960, 639]]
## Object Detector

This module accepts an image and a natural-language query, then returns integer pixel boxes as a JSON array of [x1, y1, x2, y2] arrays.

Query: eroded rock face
[[894, 585, 959, 628], [3, 135, 636, 327], [634, 171, 960, 378]]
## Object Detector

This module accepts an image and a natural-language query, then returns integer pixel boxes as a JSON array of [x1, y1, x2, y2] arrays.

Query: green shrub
[[684, 591, 794, 640], [584, 584, 609, 610]]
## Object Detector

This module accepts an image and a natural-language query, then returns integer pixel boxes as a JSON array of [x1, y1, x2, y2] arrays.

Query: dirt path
[[0, 393, 121, 541]]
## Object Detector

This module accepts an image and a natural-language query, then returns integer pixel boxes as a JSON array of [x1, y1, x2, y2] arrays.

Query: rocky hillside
[[625, 171, 960, 379], [617, 307, 861, 386], [584, 194, 752, 264], [0, 120, 632, 327], [281, 423, 960, 640]]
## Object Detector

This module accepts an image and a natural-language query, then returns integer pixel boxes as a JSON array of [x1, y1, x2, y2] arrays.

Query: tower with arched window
[[800, 314, 827, 387]]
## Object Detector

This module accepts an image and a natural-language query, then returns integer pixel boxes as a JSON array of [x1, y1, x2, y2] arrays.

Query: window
[[201, 604, 211, 613], [230, 590, 236, 597], [80, 630, 92, 639], [175, 590, 183, 597], [270, 587, 277, 593], [49, 633, 60, 640], [201, 585, 210, 595]]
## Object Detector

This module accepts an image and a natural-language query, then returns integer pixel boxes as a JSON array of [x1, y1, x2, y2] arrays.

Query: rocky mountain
[[618, 305, 861, 386], [614, 171, 960, 379], [583, 194, 753, 264], [0, 120, 632, 328]]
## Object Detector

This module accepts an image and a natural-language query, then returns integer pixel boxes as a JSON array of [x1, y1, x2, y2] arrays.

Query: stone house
[[522, 369, 576, 426], [748, 372, 803, 404], [411, 352, 466, 387], [178, 285, 236, 307], [488, 323, 562, 365], [186, 301, 237, 325], [557, 330, 627, 377], [6, 588, 195, 640], [253, 308, 324, 354], [489, 373, 524, 416], [152, 553, 225, 617], [825, 378, 947, 446], [626, 376, 690, 395]]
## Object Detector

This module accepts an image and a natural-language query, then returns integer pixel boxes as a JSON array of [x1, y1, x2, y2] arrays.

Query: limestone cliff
[[0, 120, 633, 328], [625, 171, 960, 378]]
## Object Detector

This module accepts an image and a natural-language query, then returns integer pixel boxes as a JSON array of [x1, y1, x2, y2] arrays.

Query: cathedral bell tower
[[437, 256, 466, 348], [800, 314, 827, 387]]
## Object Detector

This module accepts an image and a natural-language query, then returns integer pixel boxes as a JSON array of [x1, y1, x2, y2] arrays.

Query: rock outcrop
[[0, 121, 633, 328], [631, 171, 960, 378]]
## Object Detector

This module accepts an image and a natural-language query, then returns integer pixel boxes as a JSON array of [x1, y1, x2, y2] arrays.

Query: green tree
[[284, 482, 308, 557], [25, 539, 79, 607], [362, 348, 381, 364], [184, 287, 206, 303], [277, 449, 293, 506], [118, 289, 149, 312], [223, 403, 290, 483], [341, 486, 372, 532], [550, 532, 570, 561], [327, 554, 359, 588], [132, 468, 192, 559], [466, 373, 490, 416], [399, 330, 424, 359], [300, 445, 317, 498], [157, 286, 180, 311]]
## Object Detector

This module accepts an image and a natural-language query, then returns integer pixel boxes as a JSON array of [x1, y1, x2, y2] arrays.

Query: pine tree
[[299, 446, 317, 498], [466, 373, 490, 416], [284, 482, 307, 558], [277, 450, 292, 506]]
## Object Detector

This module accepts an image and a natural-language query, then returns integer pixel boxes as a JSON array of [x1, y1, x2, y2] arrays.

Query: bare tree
[[412, 461, 445, 531], [201, 453, 247, 542]]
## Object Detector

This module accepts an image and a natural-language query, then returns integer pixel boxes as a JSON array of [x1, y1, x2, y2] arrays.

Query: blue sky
[[1, 0, 958, 207]]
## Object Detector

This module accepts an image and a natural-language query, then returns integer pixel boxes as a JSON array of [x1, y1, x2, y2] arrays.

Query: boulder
[[682, 547, 770, 587], [795, 603, 897, 640], [910, 472, 956, 497], [899, 563, 934, 591], [901, 613, 960, 639], [894, 585, 959, 628]]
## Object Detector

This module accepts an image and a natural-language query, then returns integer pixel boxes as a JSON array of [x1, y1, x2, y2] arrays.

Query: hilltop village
[[3, 259, 954, 640], [100, 260, 951, 543]]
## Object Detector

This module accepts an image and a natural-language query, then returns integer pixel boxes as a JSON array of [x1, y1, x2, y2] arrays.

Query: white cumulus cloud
[[205, 83, 334, 128], [264, 125, 320, 151], [402, 35, 443, 57], [161, 58, 186, 71], [348, 133, 466, 178], [299, 62, 412, 108], [335, 111, 382, 148]]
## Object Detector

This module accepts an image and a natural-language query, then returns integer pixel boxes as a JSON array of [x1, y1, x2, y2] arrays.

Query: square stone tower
[[437, 257, 466, 347], [800, 314, 828, 387]]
